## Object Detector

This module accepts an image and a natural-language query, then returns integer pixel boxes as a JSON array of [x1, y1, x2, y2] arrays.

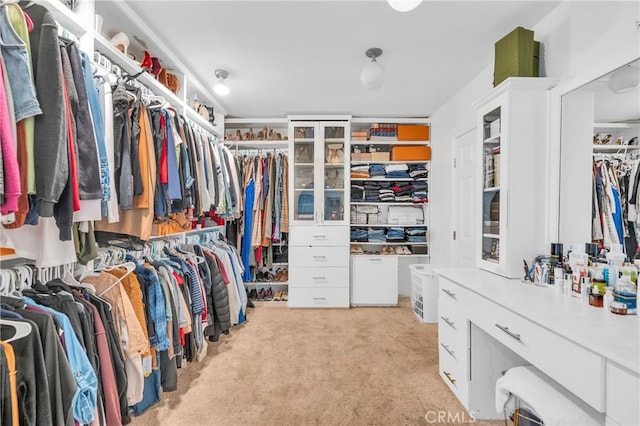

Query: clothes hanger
[[96, 261, 137, 297], [0, 319, 32, 343], [62, 265, 96, 294]]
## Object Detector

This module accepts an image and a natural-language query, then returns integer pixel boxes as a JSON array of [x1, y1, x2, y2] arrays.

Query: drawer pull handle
[[312, 235, 327, 239], [495, 324, 521, 341], [313, 277, 326, 281], [313, 256, 327, 261], [312, 297, 326, 301], [442, 289, 457, 299], [440, 316, 455, 329], [443, 370, 456, 385], [369, 258, 382, 262], [440, 343, 456, 359]]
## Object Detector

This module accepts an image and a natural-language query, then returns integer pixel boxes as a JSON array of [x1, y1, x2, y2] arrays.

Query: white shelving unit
[[33, 0, 224, 138], [93, 34, 221, 138], [348, 118, 430, 306], [223, 118, 289, 150], [472, 77, 557, 278], [224, 118, 290, 294], [35, 0, 90, 37], [287, 119, 351, 308]]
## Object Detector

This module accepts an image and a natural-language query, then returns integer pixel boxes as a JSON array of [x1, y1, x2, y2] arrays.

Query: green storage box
[[493, 26, 540, 87]]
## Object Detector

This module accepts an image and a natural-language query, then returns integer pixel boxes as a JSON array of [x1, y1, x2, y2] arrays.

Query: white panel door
[[452, 128, 477, 267]]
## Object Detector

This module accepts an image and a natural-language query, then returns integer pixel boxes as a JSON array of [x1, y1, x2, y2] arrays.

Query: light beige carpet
[[130, 298, 501, 426]]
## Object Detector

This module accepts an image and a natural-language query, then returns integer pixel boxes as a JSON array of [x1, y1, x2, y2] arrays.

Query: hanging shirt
[[164, 110, 181, 200], [23, 297, 98, 425]]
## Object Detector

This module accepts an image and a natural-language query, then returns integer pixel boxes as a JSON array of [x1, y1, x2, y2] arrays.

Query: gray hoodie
[[19, 2, 69, 218]]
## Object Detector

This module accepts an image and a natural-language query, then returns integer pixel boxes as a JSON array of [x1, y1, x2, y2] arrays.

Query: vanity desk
[[435, 267, 639, 425]]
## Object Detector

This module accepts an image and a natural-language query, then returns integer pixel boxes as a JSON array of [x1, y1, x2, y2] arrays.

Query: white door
[[452, 128, 476, 266]]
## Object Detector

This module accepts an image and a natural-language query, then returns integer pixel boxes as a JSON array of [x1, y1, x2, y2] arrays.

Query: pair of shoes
[[248, 288, 258, 299], [350, 244, 364, 255], [381, 245, 395, 255], [275, 268, 288, 281], [263, 287, 273, 301], [395, 245, 412, 255]]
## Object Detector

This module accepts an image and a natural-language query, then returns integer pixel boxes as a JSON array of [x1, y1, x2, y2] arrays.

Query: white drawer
[[439, 278, 466, 305], [290, 226, 349, 247], [289, 267, 349, 288], [606, 362, 639, 425], [289, 246, 350, 268], [439, 292, 466, 330], [439, 319, 464, 364], [439, 342, 468, 403], [469, 295, 605, 411], [288, 286, 349, 308], [351, 256, 398, 306]]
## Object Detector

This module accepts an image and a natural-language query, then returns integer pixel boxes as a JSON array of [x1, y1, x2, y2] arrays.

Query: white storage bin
[[409, 264, 437, 323]]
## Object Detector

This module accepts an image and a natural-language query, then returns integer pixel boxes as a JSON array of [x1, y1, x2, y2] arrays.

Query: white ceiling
[[96, 0, 561, 119]]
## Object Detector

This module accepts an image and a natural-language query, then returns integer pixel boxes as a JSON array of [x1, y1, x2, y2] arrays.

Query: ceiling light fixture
[[387, 0, 422, 12], [213, 69, 230, 96], [608, 64, 640, 94], [360, 48, 385, 90]]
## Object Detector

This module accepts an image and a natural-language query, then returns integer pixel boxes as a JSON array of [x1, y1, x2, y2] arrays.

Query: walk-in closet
[[1, 1, 638, 425]]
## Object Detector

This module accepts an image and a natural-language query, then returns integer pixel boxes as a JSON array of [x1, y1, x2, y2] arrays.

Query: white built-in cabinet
[[472, 78, 557, 278], [436, 268, 638, 424], [287, 120, 351, 308], [349, 118, 431, 306]]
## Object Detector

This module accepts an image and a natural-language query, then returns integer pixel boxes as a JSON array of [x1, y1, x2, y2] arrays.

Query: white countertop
[[434, 267, 639, 374]]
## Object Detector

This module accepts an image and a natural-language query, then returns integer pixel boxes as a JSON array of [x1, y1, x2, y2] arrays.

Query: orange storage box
[[391, 145, 431, 161], [397, 125, 430, 141]]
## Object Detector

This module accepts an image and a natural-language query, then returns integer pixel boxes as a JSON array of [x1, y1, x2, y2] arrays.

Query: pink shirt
[[0, 60, 21, 214]]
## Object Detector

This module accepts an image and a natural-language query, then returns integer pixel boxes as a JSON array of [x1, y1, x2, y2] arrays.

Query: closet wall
[[429, 1, 640, 268]]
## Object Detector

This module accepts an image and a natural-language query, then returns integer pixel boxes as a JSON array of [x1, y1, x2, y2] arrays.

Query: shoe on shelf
[[281, 269, 288, 282], [264, 287, 273, 301], [140, 50, 152, 71], [248, 288, 258, 299], [281, 291, 288, 301], [110, 32, 130, 56], [257, 288, 266, 300], [273, 291, 281, 301], [151, 57, 162, 77]]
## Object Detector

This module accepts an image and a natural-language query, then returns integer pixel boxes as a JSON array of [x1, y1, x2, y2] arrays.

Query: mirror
[[559, 59, 640, 258]]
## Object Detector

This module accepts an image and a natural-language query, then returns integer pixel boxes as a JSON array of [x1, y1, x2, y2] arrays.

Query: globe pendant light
[[213, 69, 230, 96], [360, 48, 384, 90], [387, 0, 422, 12], [608, 64, 640, 94]]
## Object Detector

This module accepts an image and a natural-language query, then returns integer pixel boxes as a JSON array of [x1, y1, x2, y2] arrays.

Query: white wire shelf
[[350, 160, 430, 165], [350, 224, 427, 227], [224, 140, 288, 149], [350, 242, 428, 246], [351, 202, 428, 206], [592, 144, 640, 151], [350, 178, 428, 182], [594, 122, 640, 129]]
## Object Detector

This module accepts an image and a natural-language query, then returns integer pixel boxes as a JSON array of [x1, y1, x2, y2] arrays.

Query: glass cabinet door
[[321, 123, 349, 224], [481, 106, 501, 264], [292, 124, 317, 223]]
